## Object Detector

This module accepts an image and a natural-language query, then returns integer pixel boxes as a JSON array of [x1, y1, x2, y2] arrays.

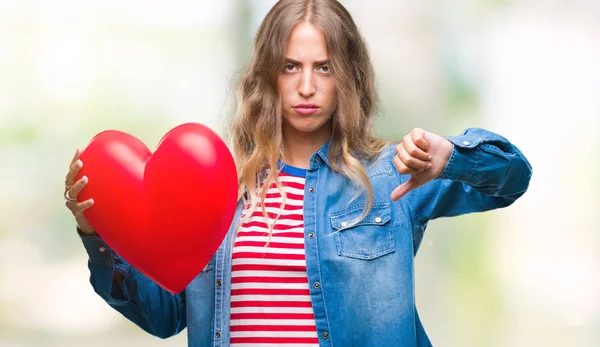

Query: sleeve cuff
[[79, 230, 117, 265], [438, 134, 481, 182]]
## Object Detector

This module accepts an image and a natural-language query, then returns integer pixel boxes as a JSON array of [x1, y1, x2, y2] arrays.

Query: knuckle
[[412, 128, 423, 138], [393, 160, 403, 173], [73, 180, 84, 191], [397, 162, 409, 174]]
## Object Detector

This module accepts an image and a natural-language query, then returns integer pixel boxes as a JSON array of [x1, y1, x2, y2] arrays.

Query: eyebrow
[[285, 58, 330, 65]]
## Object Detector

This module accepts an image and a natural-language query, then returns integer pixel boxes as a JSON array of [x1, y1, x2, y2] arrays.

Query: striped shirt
[[230, 164, 319, 347]]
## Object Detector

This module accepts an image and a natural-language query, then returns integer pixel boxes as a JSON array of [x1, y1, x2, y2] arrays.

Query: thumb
[[390, 177, 419, 202]]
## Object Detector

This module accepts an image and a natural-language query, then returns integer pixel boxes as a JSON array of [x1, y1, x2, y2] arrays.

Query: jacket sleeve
[[80, 233, 187, 339], [402, 127, 533, 226]]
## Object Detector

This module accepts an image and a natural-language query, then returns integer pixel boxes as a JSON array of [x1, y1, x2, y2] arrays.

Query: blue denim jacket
[[80, 128, 532, 347]]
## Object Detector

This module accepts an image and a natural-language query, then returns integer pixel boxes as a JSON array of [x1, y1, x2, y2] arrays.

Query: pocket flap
[[330, 203, 392, 231]]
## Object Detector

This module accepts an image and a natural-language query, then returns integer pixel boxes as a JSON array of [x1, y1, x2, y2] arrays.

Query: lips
[[293, 104, 319, 115]]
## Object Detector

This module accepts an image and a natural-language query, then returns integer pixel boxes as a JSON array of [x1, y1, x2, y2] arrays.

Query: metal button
[[322, 332, 329, 339], [215, 332, 221, 338], [308, 232, 315, 238], [463, 141, 470, 146], [216, 280, 222, 287], [99, 247, 106, 252], [375, 217, 382, 223], [313, 157, 318, 163], [340, 222, 348, 227], [313, 282, 321, 288], [309, 187, 315, 193]]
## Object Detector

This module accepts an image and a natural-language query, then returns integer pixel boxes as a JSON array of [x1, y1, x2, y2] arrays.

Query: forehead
[[285, 22, 329, 61]]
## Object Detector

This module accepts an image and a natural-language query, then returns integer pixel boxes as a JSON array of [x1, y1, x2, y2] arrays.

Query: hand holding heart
[[64, 150, 96, 235], [390, 128, 453, 201], [63, 123, 238, 294]]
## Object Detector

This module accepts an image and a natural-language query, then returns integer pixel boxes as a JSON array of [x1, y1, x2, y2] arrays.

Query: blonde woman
[[64, 0, 532, 346]]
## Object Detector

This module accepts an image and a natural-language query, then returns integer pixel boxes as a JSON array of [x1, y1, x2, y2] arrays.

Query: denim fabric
[[81, 127, 532, 347]]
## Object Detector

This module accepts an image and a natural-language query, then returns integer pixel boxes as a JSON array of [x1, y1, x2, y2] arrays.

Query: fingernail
[[76, 160, 82, 167], [428, 155, 433, 161], [427, 163, 433, 168], [81, 176, 88, 183], [89, 198, 94, 205]]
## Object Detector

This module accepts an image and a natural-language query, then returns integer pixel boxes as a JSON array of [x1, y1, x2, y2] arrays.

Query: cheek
[[278, 81, 293, 104], [324, 82, 336, 106]]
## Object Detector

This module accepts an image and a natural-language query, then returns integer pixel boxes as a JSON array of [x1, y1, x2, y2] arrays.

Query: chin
[[283, 112, 332, 136], [290, 119, 327, 133]]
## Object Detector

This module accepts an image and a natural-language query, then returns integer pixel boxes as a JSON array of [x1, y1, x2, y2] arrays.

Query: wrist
[[76, 224, 98, 237]]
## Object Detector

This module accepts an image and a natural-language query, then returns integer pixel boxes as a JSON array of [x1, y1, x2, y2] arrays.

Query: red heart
[[76, 123, 238, 293]]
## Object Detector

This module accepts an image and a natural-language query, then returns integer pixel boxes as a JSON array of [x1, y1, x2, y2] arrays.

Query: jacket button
[[340, 222, 348, 227], [313, 282, 321, 288], [309, 187, 315, 193], [308, 232, 315, 238], [216, 280, 222, 287], [215, 332, 221, 338], [375, 217, 382, 223], [463, 141, 470, 146], [322, 332, 329, 339], [313, 157, 318, 163]]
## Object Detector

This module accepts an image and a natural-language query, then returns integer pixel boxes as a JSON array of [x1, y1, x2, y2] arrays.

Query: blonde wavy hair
[[228, 0, 389, 231]]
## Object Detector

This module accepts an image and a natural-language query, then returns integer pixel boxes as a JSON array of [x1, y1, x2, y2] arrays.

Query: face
[[277, 22, 336, 142]]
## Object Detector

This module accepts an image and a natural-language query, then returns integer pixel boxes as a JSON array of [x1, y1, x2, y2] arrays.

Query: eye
[[283, 63, 298, 72], [317, 64, 330, 73]]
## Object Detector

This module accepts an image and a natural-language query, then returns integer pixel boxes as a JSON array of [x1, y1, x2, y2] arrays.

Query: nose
[[298, 70, 316, 98]]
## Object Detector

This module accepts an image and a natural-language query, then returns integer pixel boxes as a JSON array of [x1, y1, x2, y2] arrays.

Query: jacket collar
[[312, 137, 333, 169]]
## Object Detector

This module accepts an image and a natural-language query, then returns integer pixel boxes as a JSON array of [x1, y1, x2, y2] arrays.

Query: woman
[[64, 0, 532, 346]]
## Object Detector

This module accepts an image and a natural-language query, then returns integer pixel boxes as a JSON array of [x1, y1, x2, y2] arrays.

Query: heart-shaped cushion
[[76, 123, 238, 293]]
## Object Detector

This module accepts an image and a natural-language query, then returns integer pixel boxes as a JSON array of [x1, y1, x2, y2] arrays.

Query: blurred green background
[[1, 1, 598, 346]]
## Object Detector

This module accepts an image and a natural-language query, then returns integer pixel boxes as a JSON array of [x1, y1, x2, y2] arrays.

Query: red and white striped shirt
[[230, 166, 319, 347]]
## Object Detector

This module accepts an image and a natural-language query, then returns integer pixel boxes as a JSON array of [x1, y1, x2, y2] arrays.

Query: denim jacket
[[80, 128, 532, 347]]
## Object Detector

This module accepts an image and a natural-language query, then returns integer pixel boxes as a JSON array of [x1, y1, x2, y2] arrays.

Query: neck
[[282, 126, 331, 169]]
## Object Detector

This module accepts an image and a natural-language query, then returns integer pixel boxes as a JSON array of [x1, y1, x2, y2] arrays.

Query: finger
[[68, 175, 89, 199], [390, 178, 419, 201], [65, 160, 83, 188], [402, 135, 431, 162], [393, 154, 420, 175], [390, 178, 416, 201], [411, 128, 429, 152], [72, 199, 95, 214], [65, 198, 94, 214], [70, 148, 82, 166], [397, 144, 432, 171]]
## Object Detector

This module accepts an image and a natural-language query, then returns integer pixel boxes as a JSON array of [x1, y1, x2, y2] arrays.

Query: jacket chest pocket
[[329, 203, 395, 260]]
